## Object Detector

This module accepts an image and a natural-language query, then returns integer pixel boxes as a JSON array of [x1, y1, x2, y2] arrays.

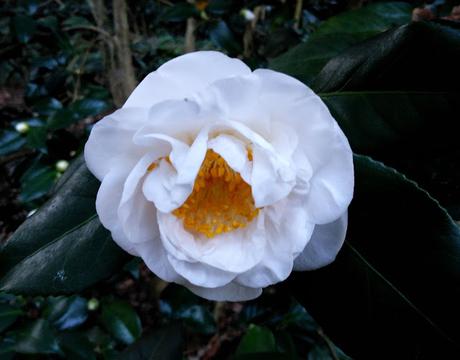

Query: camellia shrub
[[1, 1, 459, 359]]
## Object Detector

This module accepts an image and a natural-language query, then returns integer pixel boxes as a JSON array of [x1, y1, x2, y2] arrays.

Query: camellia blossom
[[84, 51, 354, 301]]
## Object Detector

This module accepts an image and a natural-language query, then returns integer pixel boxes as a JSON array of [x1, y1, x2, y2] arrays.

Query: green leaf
[[0, 303, 22, 333], [269, 2, 412, 84], [101, 300, 142, 345], [27, 125, 48, 152], [19, 161, 57, 204], [236, 324, 277, 355], [0, 156, 129, 294], [209, 21, 242, 56], [47, 108, 77, 130], [313, 21, 460, 93], [12, 15, 36, 44], [316, 21, 460, 216], [58, 332, 96, 360], [34, 97, 63, 116], [0, 131, 27, 156], [63, 16, 94, 29], [44, 296, 88, 330], [159, 284, 216, 335], [289, 155, 460, 359], [118, 323, 183, 360], [13, 319, 61, 354], [161, 3, 198, 22], [70, 98, 109, 118]]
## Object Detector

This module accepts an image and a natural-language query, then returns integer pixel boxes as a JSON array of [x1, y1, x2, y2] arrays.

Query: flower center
[[172, 149, 259, 238]]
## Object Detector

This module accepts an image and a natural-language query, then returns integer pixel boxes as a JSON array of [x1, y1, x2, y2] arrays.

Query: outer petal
[[124, 51, 251, 109], [187, 282, 262, 302], [236, 195, 315, 288], [293, 212, 348, 271], [84, 107, 148, 181]]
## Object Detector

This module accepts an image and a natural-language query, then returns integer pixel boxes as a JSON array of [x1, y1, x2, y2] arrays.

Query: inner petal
[[172, 149, 259, 238]]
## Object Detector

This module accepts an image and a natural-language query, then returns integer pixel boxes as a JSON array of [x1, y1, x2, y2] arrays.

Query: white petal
[[84, 108, 148, 181], [95, 169, 139, 255], [157, 212, 266, 273], [124, 51, 251, 109], [142, 131, 208, 213], [237, 196, 315, 288], [187, 282, 262, 302], [167, 254, 236, 288], [136, 235, 181, 283], [134, 99, 204, 145], [207, 134, 252, 183], [118, 152, 165, 244], [293, 212, 348, 271]]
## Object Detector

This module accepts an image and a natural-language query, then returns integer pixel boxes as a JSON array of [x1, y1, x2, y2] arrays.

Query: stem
[[185, 17, 197, 53], [294, 0, 303, 30]]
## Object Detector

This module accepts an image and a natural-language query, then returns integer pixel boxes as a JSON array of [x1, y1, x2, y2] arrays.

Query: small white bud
[[15, 122, 30, 134], [56, 160, 69, 173], [87, 298, 99, 311], [240, 9, 256, 21]]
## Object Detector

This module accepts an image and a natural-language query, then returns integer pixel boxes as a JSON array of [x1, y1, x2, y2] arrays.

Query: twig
[[294, 0, 303, 30], [185, 17, 196, 53], [0, 149, 34, 166], [64, 25, 113, 41]]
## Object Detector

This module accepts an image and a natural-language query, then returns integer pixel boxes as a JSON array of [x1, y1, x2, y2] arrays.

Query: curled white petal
[[293, 212, 348, 271]]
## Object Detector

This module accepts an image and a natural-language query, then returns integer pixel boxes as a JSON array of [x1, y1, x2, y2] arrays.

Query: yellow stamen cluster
[[172, 149, 259, 238]]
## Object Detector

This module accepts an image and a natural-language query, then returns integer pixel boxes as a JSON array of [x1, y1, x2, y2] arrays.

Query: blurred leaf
[[209, 20, 242, 56], [207, 0, 233, 15], [13, 319, 61, 354], [12, 15, 36, 44], [0, 156, 129, 294], [26, 125, 48, 152], [101, 300, 142, 345], [58, 332, 96, 360], [0, 131, 27, 156], [0, 303, 22, 333], [45, 296, 88, 330], [159, 285, 216, 335], [236, 324, 277, 355], [161, 3, 198, 22], [269, 2, 412, 84], [118, 323, 183, 360], [48, 108, 76, 130], [63, 16, 94, 28], [34, 97, 63, 116], [19, 161, 57, 204], [289, 155, 460, 359], [71, 98, 109, 118]]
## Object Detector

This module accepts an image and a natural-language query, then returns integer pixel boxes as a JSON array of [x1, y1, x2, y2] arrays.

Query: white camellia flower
[[85, 51, 354, 301]]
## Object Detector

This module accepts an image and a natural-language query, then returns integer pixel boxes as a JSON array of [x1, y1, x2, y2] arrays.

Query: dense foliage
[[1, 0, 460, 359]]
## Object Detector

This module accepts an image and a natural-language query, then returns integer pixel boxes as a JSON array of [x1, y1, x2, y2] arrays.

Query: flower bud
[[87, 298, 99, 311], [240, 9, 256, 21], [15, 122, 29, 134], [56, 160, 69, 173]]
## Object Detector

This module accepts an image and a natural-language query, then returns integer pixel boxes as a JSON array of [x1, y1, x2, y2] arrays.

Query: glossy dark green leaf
[[12, 15, 36, 43], [0, 303, 22, 333], [71, 98, 109, 118], [48, 108, 77, 130], [58, 332, 96, 360], [269, 2, 412, 84], [101, 300, 142, 345], [236, 325, 277, 355], [289, 155, 460, 359], [0, 156, 129, 294], [63, 16, 94, 29], [313, 21, 460, 93], [44, 296, 88, 330], [0, 131, 27, 156], [13, 319, 61, 354], [209, 21, 242, 56], [118, 323, 183, 360], [34, 97, 63, 116], [316, 21, 460, 216], [19, 162, 57, 204]]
